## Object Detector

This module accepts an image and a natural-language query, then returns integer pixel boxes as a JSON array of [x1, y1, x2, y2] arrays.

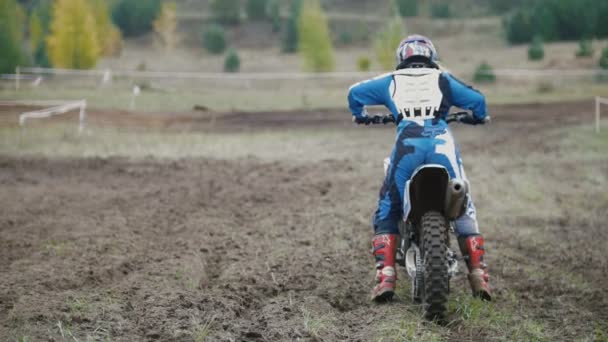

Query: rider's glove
[[460, 115, 490, 125], [353, 115, 383, 125], [353, 115, 371, 125]]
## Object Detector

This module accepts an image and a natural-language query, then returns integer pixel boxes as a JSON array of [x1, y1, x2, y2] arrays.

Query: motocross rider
[[347, 35, 491, 302]]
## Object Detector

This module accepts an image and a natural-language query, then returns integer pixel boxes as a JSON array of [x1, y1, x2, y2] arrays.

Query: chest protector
[[389, 68, 443, 124]]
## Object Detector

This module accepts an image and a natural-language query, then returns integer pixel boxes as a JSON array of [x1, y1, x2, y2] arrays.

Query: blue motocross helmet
[[396, 35, 439, 68]]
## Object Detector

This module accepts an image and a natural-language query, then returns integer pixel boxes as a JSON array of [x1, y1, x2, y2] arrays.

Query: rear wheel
[[420, 211, 449, 321]]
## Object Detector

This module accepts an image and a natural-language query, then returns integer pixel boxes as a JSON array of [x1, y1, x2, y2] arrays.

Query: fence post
[[15, 66, 20, 91], [78, 100, 87, 134]]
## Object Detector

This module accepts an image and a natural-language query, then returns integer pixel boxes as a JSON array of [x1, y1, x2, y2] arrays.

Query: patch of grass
[[301, 307, 335, 340], [378, 319, 446, 342], [595, 324, 608, 342], [449, 293, 550, 341], [43, 240, 72, 257], [562, 123, 608, 155], [3, 75, 608, 113], [67, 297, 91, 315], [191, 315, 216, 342], [56, 320, 77, 341], [0, 123, 392, 162]]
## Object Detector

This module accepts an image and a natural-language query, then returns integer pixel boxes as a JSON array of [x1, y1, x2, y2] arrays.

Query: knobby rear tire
[[420, 211, 449, 321]]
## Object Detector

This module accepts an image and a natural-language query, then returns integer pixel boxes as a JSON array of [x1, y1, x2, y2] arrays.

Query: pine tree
[[528, 36, 544, 61], [154, 1, 178, 50], [246, 0, 267, 20], [224, 49, 241, 72], [375, 15, 404, 70], [47, 0, 100, 69], [0, 0, 24, 73], [297, 0, 335, 72], [267, 0, 281, 32], [395, 0, 417, 17], [89, 0, 122, 56], [282, 0, 302, 53], [210, 0, 240, 25], [112, 0, 161, 37]]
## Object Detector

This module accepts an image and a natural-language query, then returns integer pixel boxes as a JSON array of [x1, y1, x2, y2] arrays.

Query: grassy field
[[2, 77, 608, 112]]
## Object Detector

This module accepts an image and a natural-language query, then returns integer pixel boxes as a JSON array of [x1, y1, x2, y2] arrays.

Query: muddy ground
[[1, 101, 607, 341]]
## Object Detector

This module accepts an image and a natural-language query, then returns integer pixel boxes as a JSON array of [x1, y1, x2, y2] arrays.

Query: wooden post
[[78, 100, 86, 134]]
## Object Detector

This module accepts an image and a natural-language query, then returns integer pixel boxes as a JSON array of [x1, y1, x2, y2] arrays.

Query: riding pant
[[373, 120, 479, 237]]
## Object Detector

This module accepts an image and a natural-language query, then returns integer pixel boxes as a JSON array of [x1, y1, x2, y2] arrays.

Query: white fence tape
[[15, 66, 608, 81], [0, 100, 82, 107], [18, 100, 87, 133], [18, 67, 377, 80]]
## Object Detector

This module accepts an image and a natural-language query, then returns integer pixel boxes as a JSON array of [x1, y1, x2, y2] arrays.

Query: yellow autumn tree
[[89, 0, 122, 56], [47, 0, 100, 69], [154, 1, 178, 50], [297, 0, 335, 72]]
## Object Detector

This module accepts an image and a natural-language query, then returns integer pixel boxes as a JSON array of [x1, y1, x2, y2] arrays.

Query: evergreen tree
[[32, 0, 52, 30], [112, 0, 161, 37], [473, 62, 496, 83], [224, 49, 241, 72], [267, 0, 281, 32], [575, 39, 593, 58], [282, 0, 301, 53], [297, 0, 334, 72], [0, 0, 25, 73], [395, 0, 417, 17], [210, 0, 240, 25], [600, 47, 608, 70], [528, 36, 544, 61], [246, 0, 267, 20], [47, 0, 100, 69], [202, 24, 226, 54], [154, 1, 178, 50]]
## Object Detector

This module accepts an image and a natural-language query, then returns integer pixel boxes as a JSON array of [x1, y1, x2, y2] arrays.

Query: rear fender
[[403, 165, 450, 223]]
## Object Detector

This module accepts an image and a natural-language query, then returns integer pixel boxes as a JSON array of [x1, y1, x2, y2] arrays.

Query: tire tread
[[421, 211, 449, 321]]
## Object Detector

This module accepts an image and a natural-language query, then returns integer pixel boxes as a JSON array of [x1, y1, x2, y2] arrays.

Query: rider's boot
[[371, 234, 399, 302], [458, 235, 492, 301]]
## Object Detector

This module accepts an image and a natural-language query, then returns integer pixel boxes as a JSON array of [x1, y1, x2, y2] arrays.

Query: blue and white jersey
[[347, 68, 487, 129]]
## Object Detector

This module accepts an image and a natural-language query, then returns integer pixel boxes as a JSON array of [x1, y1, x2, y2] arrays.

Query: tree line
[[504, 0, 608, 44], [3, 0, 608, 75]]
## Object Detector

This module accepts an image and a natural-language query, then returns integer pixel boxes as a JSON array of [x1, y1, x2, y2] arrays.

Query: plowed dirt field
[[1, 101, 607, 341]]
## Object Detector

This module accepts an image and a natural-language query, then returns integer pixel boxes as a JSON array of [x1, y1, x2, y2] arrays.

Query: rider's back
[[348, 67, 487, 130]]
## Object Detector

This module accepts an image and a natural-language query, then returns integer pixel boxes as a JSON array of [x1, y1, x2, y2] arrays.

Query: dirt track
[[1, 101, 607, 341]]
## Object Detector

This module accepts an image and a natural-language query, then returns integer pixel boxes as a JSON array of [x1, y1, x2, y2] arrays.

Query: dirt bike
[[366, 111, 489, 321]]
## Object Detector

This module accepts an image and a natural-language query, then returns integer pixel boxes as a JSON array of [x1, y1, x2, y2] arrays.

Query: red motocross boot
[[459, 235, 492, 301], [371, 234, 399, 302]]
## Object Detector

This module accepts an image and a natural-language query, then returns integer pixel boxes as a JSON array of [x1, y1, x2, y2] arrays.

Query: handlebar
[[355, 111, 490, 125]]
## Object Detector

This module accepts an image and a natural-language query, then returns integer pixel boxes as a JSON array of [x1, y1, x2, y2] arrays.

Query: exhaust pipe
[[444, 179, 469, 220]]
